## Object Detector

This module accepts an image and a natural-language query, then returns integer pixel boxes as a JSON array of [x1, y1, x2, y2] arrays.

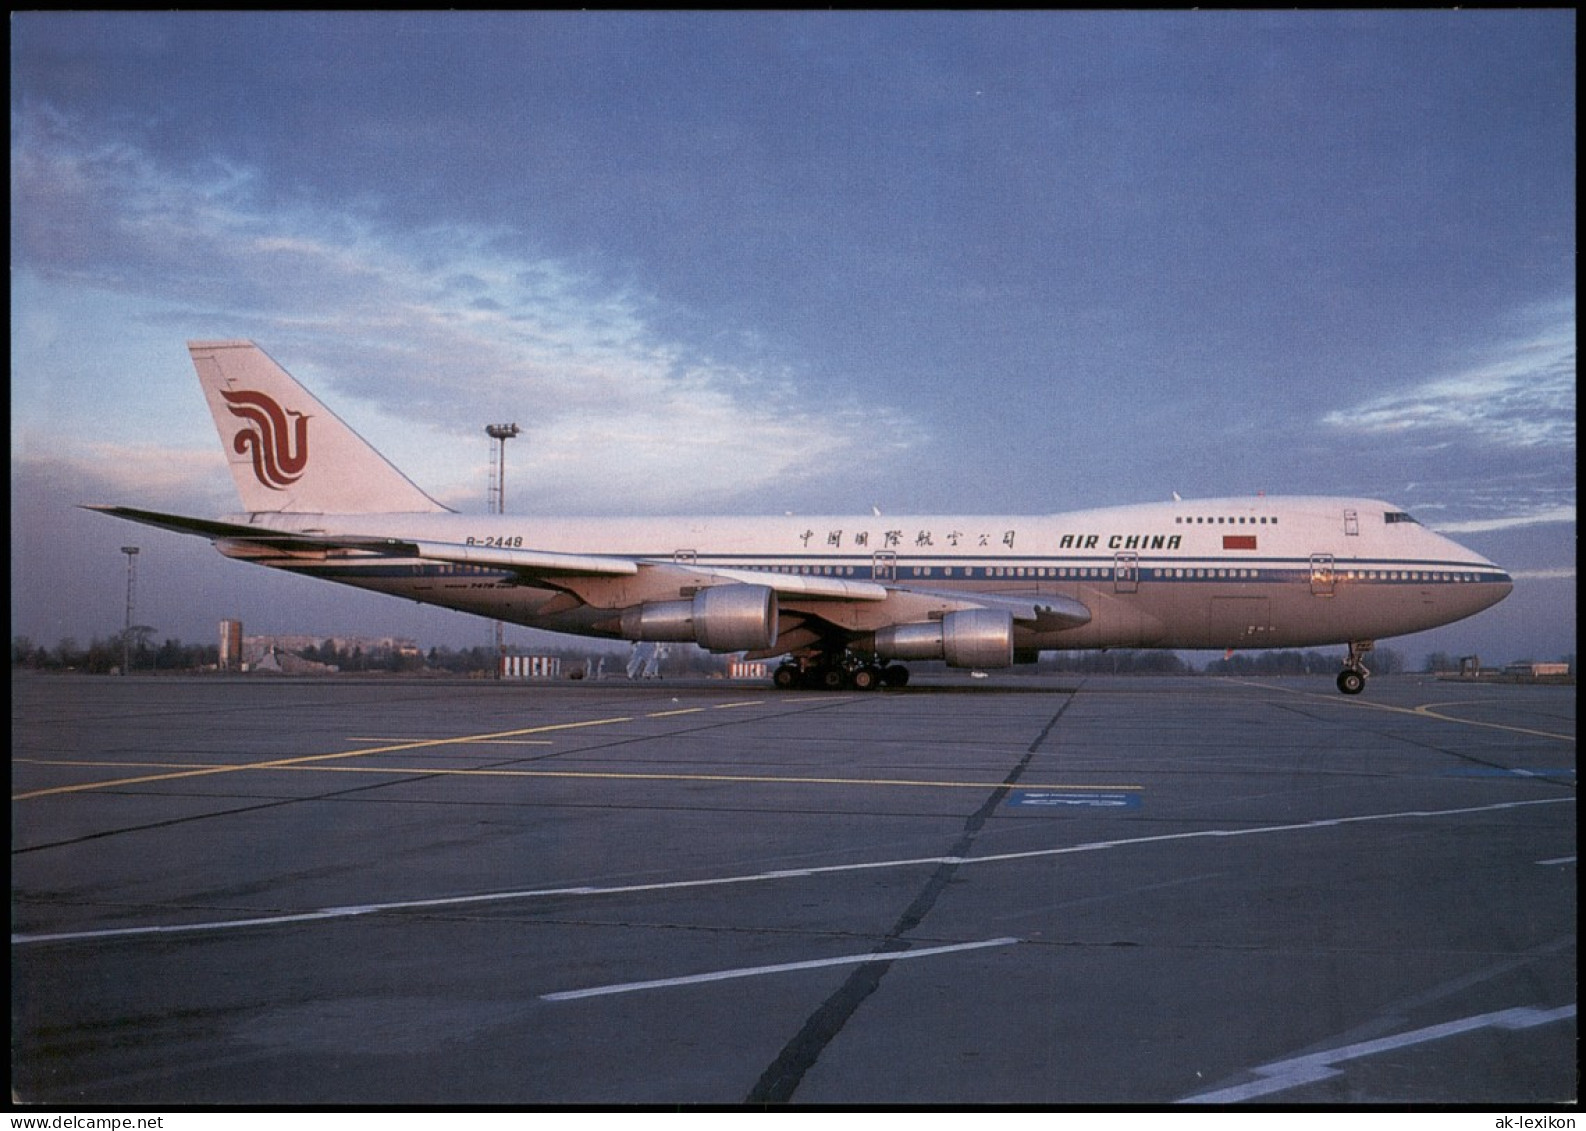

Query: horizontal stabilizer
[[406, 541, 639, 577], [81, 505, 330, 547]]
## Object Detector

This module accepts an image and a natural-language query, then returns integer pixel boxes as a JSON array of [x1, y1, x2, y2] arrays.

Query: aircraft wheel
[[773, 664, 800, 690], [881, 664, 910, 688], [851, 665, 882, 691], [1336, 669, 1366, 695], [820, 666, 849, 691]]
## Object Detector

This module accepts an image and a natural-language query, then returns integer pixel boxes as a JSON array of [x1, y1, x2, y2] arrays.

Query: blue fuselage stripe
[[281, 555, 1511, 586]]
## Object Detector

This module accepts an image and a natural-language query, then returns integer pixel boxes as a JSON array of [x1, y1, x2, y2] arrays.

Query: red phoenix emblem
[[221, 389, 309, 490]]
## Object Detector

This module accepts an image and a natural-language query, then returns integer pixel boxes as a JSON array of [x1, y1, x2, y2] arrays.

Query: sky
[[10, 11, 1576, 666]]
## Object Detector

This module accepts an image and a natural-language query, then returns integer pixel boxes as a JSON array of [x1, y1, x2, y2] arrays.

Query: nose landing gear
[[1336, 640, 1373, 695]]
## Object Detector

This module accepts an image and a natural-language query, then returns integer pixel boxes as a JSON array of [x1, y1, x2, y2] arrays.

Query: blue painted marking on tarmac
[[1007, 790, 1141, 810]]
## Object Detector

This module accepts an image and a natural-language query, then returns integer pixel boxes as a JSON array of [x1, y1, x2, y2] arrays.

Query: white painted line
[[13, 795, 1572, 946], [541, 937, 1021, 1002], [1537, 855, 1576, 866], [9, 906, 380, 944], [1180, 1003, 1577, 1104]]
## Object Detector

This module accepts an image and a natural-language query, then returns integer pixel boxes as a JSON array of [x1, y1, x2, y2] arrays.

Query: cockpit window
[[1384, 511, 1420, 525]]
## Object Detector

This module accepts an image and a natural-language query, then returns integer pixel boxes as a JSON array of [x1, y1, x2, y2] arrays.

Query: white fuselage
[[219, 495, 1511, 655]]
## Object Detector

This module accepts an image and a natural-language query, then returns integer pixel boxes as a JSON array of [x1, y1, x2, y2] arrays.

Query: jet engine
[[619, 584, 779, 653], [874, 608, 1014, 669]]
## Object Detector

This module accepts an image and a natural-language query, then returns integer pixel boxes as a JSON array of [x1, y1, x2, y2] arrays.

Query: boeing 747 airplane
[[91, 342, 1513, 693]]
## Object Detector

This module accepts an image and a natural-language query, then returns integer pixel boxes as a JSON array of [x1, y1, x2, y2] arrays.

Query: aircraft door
[[1344, 509, 1359, 536], [872, 551, 897, 582], [1310, 553, 1336, 597], [1114, 552, 1139, 594]]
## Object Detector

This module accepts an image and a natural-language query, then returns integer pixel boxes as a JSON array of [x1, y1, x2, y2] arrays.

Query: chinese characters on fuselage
[[800, 528, 1019, 550], [794, 529, 1183, 552]]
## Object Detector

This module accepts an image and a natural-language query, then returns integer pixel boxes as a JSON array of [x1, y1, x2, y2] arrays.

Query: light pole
[[485, 424, 519, 675], [486, 423, 520, 514], [121, 546, 139, 675]]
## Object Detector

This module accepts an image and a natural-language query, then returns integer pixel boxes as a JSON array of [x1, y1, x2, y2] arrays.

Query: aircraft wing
[[403, 541, 888, 599], [686, 566, 887, 602], [887, 586, 1092, 629], [399, 540, 638, 578]]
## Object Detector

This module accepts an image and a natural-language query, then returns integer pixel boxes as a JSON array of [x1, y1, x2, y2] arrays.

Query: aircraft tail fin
[[190, 341, 449, 514]]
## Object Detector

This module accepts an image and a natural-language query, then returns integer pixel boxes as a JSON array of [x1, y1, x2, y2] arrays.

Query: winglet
[[190, 341, 449, 514]]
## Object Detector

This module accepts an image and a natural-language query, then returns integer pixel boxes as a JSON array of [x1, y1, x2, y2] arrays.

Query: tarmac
[[10, 671, 1577, 1106]]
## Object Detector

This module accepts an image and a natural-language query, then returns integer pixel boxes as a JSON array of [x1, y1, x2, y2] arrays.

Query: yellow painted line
[[647, 708, 707, 718], [348, 738, 555, 746], [1407, 699, 1578, 741], [10, 715, 635, 801], [713, 701, 764, 709], [1228, 680, 1575, 742], [11, 757, 1141, 794]]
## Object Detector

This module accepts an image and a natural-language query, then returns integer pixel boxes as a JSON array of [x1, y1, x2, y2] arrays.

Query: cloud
[[1507, 567, 1575, 581], [1428, 505, 1576, 535], [11, 108, 927, 513], [1320, 299, 1576, 450], [13, 445, 234, 514]]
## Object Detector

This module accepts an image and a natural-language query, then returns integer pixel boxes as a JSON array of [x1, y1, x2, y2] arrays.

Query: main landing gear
[[772, 651, 909, 691], [1336, 639, 1373, 695]]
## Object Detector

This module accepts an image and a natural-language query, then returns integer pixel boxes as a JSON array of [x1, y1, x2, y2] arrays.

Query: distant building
[[219, 620, 243, 671], [247, 634, 418, 657], [229, 633, 416, 674], [1506, 661, 1571, 678], [729, 660, 768, 680], [242, 644, 337, 675]]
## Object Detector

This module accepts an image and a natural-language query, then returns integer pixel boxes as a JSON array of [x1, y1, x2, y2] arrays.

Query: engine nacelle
[[619, 584, 779, 653], [873, 608, 1014, 669]]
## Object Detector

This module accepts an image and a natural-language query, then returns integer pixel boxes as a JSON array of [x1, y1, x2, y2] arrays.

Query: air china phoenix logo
[[221, 389, 310, 490]]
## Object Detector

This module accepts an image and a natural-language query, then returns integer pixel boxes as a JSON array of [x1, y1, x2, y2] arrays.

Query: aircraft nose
[[1431, 529, 1513, 609], [1466, 559, 1513, 611]]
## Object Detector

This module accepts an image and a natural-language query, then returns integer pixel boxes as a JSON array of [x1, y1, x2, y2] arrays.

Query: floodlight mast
[[121, 546, 139, 675], [485, 424, 520, 675], [486, 423, 520, 515]]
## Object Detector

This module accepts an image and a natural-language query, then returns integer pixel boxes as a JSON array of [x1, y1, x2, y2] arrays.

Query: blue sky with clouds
[[10, 11, 1576, 663]]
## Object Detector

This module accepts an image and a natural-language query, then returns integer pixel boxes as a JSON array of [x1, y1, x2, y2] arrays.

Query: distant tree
[[154, 638, 184, 670], [1037, 649, 1191, 674], [423, 644, 496, 674], [1205, 649, 1364, 676], [12, 636, 35, 667], [86, 636, 120, 673], [53, 638, 82, 669]]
